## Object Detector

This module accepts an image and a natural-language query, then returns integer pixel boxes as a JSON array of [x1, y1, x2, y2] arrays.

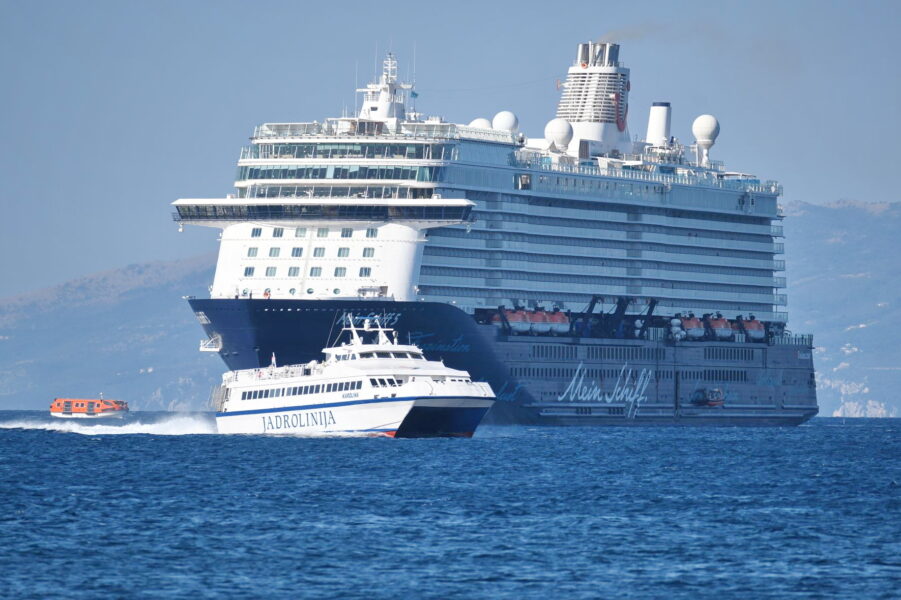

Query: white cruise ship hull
[[216, 395, 494, 437]]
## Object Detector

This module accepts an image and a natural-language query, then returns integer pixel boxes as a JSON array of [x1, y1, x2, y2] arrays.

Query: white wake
[[0, 414, 217, 436]]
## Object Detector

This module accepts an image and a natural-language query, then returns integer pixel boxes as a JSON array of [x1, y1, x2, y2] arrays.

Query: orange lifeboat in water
[[50, 396, 129, 419]]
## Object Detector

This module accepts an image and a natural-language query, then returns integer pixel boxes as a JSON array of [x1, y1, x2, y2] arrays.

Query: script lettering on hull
[[557, 362, 652, 418]]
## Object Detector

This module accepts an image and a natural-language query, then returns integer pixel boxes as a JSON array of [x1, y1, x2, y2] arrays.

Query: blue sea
[[1, 412, 898, 599]]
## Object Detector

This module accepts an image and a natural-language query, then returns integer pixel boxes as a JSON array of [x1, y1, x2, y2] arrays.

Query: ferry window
[[334, 267, 346, 277], [376, 352, 392, 358], [317, 228, 329, 238], [291, 247, 302, 258], [359, 267, 371, 277], [377, 378, 388, 387], [515, 174, 531, 190], [370, 379, 379, 387], [295, 227, 307, 238], [265, 267, 276, 277], [361, 352, 374, 358], [362, 247, 375, 258], [310, 267, 322, 277], [313, 247, 325, 257], [341, 228, 353, 238], [314, 385, 321, 393], [366, 228, 378, 238], [251, 227, 262, 238], [244, 267, 255, 277], [337, 247, 350, 258], [268, 247, 280, 257], [273, 228, 284, 238], [288, 267, 300, 277], [247, 247, 258, 257]]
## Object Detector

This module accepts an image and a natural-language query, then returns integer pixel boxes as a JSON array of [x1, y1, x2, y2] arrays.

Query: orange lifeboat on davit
[[709, 312, 733, 340], [50, 396, 128, 419], [680, 313, 705, 340]]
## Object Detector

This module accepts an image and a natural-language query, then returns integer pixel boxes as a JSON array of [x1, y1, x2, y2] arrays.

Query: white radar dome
[[544, 118, 573, 149], [692, 114, 720, 145], [468, 117, 492, 129], [492, 110, 519, 133]]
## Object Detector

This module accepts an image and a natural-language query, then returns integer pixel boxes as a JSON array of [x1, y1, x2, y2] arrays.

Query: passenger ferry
[[211, 318, 495, 437], [176, 39, 818, 425], [50, 396, 129, 419]]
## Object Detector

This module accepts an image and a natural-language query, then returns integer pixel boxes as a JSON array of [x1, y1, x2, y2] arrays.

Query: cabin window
[[273, 227, 284, 238], [317, 227, 329, 238], [265, 267, 276, 277], [366, 228, 378, 238], [295, 227, 307, 238], [376, 352, 392, 358], [288, 267, 300, 277], [334, 267, 346, 277], [313, 247, 325, 257], [337, 247, 350, 257], [359, 267, 371, 277], [268, 247, 280, 257], [247, 247, 258, 257], [370, 378, 379, 387], [310, 267, 322, 277], [244, 267, 255, 277], [362, 247, 375, 258], [377, 378, 388, 387], [291, 247, 302, 258], [341, 228, 353, 238], [361, 352, 374, 358], [315, 385, 321, 393], [251, 227, 262, 238]]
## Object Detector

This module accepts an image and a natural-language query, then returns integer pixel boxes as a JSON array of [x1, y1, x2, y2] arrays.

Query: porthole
[[333, 288, 341, 295], [289, 288, 296, 295], [306, 288, 314, 294]]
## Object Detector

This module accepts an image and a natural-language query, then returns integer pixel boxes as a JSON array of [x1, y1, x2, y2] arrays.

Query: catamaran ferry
[[177, 39, 818, 426], [211, 318, 495, 437]]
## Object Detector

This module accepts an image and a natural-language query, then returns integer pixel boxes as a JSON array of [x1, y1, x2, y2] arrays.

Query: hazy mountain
[[1, 201, 898, 415], [783, 200, 901, 417]]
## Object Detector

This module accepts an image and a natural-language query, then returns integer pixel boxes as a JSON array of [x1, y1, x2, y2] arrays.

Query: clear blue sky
[[1, 0, 898, 297]]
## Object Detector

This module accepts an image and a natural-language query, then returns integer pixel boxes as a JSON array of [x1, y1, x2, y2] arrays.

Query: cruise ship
[[175, 40, 818, 425]]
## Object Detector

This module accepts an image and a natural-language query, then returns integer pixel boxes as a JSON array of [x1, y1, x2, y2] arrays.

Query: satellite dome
[[691, 114, 720, 145], [544, 118, 573, 149], [468, 117, 492, 129], [492, 110, 519, 133]]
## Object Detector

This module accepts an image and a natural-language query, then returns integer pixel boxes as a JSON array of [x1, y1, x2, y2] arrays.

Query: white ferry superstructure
[[177, 41, 818, 426]]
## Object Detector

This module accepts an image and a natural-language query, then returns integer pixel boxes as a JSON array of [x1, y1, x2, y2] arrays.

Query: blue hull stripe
[[216, 395, 489, 418]]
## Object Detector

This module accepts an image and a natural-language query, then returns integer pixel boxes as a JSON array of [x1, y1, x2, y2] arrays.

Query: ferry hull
[[215, 396, 493, 437], [191, 298, 819, 427]]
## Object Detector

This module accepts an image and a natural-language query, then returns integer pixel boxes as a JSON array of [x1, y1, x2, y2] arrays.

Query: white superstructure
[[212, 318, 494, 436], [175, 41, 788, 323]]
